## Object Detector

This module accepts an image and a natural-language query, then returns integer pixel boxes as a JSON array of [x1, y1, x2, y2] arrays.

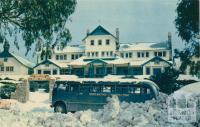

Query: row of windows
[[37, 69, 69, 75], [121, 51, 167, 58], [56, 54, 83, 60], [59, 84, 151, 95], [87, 51, 114, 57], [154, 51, 166, 57], [90, 39, 110, 46], [0, 66, 14, 72]]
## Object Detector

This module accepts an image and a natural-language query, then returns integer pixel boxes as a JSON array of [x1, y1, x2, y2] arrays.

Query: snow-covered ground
[[15, 90, 53, 113], [0, 82, 200, 127]]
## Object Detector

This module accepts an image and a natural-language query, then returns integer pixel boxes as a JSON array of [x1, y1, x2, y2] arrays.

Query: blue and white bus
[[51, 77, 159, 113]]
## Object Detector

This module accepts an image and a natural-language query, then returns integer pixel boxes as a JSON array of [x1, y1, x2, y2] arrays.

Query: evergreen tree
[[175, 0, 199, 76], [0, 0, 76, 56]]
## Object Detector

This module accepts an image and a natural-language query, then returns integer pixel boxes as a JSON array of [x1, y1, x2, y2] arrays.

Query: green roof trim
[[33, 60, 61, 69], [142, 56, 172, 66]]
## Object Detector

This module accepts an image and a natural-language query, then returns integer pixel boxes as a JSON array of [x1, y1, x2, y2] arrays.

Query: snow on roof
[[0, 75, 29, 81], [48, 60, 68, 68], [106, 57, 129, 65], [130, 60, 146, 66], [177, 82, 200, 94], [119, 42, 168, 51], [10, 53, 35, 68], [54, 45, 84, 53], [177, 74, 199, 81], [68, 56, 90, 66], [50, 75, 79, 81]]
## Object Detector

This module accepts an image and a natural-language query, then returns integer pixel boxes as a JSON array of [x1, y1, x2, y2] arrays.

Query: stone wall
[[11, 80, 29, 103]]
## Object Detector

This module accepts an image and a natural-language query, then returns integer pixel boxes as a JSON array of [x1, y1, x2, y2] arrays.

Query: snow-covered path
[[16, 91, 53, 112]]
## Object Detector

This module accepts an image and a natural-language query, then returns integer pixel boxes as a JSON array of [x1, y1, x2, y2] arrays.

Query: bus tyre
[[54, 102, 66, 113]]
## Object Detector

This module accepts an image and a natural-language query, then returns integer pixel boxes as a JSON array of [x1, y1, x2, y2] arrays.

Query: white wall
[[0, 57, 29, 75], [34, 64, 60, 75], [117, 50, 170, 61], [84, 35, 117, 58]]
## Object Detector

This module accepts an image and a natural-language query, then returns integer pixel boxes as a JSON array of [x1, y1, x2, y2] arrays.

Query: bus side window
[[135, 87, 141, 94], [70, 85, 79, 92], [128, 86, 135, 94], [103, 86, 111, 93], [80, 86, 90, 93], [65, 85, 70, 92], [92, 86, 102, 93]]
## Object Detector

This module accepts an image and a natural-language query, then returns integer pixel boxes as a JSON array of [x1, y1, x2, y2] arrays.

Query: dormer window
[[90, 40, 94, 45], [106, 39, 110, 45], [4, 58, 8, 62], [98, 40, 102, 45]]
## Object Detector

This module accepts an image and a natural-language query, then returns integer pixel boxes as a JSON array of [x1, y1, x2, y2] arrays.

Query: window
[[43, 70, 51, 74], [126, 53, 129, 58], [79, 54, 83, 57], [56, 55, 59, 60], [121, 53, 124, 58], [75, 55, 79, 59], [141, 52, 144, 57], [60, 69, 68, 75], [87, 52, 90, 57], [48, 55, 51, 59], [146, 52, 149, 57], [60, 55, 63, 60], [103, 86, 111, 93], [10, 67, 14, 72], [163, 51, 166, 57], [129, 52, 132, 58], [98, 40, 102, 45], [0, 67, 4, 71], [102, 52, 105, 57], [92, 52, 95, 57], [71, 54, 75, 60], [154, 52, 157, 56], [158, 52, 162, 57], [6, 67, 9, 71], [4, 58, 7, 62], [106, 39, 110, 45], [106, 52, 109, 56], [90, 40, 94, 45], [53, 69, 57, 75], [110, 51, 113, 56], [137, 52, 140, 58], [95, 52, 98, 57], [37, 70, 41, 74], [64, 55, 67, 60], [146, 67, 150, 75]]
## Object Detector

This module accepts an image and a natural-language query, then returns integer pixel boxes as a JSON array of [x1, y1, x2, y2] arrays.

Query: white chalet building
[[34, 25, 173, 77], [0, 42, 35, 75]]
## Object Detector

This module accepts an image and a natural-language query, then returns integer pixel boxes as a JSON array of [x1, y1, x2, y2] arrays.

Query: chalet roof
[[34, 59, 68, 68], [0, 50, 35, 68], [82, 25, 116, 41]]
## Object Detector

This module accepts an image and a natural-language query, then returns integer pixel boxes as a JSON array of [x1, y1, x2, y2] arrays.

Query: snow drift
[[0, 92, 199, 127]]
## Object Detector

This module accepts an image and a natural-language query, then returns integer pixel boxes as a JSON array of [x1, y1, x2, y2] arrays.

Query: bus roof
[[55, 75, 159, 88]]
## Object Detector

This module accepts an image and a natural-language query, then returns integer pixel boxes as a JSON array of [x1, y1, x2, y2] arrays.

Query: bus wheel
[[54, 102, 66, 113]]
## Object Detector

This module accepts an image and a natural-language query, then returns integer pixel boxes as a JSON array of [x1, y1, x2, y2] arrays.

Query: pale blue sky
[[1, 0, 185, 62]]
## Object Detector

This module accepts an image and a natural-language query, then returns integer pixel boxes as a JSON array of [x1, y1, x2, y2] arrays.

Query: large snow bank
[[1, 92, 199, 127], [176, 82, 200, 94]]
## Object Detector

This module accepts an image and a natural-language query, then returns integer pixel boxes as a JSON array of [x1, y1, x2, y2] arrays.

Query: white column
[[143, 66, 146, 75]]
